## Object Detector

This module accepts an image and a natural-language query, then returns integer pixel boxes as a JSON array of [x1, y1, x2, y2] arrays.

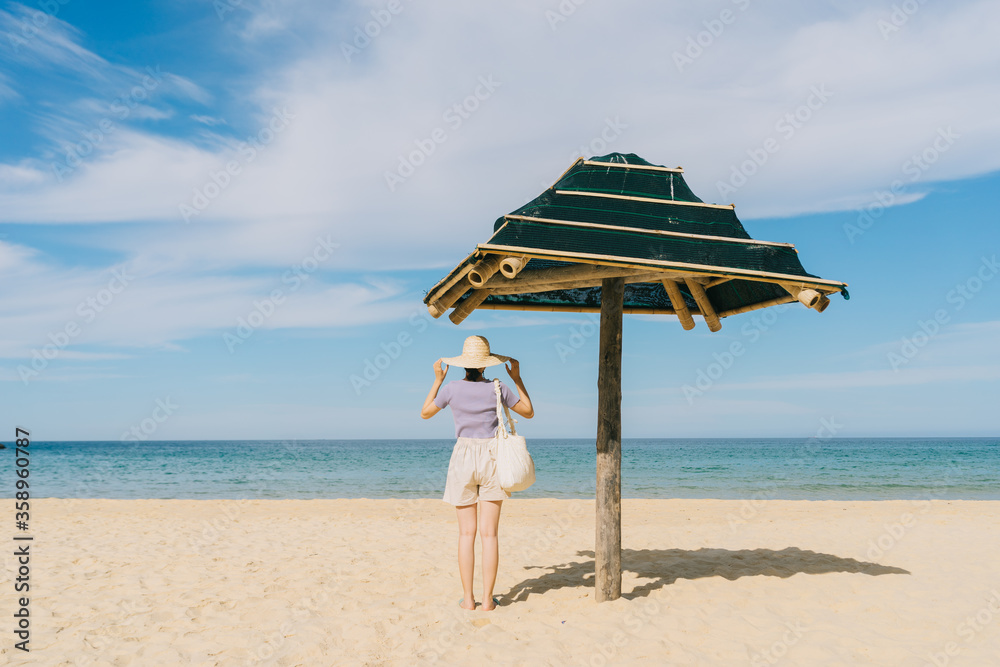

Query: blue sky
[[1, 0, 998, 440]]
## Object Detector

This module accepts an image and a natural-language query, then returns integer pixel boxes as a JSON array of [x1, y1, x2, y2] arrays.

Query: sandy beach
[[5, 498, 999, 666]]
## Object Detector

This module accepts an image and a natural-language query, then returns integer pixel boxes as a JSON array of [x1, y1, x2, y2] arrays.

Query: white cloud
[[2, 1, 998, 233], [0, 247, 416, 358], [2, 0, 1000, 353]]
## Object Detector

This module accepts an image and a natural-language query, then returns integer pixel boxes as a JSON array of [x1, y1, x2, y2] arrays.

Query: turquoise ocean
[[9, 438, 999, 500]]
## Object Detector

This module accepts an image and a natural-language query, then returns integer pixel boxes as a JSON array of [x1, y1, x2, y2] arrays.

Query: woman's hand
[[504, 358, 533, 418], [422, 359, 448, 419]]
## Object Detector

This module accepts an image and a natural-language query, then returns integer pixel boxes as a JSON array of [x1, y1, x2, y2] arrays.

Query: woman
[[420, 335, 534, 612]]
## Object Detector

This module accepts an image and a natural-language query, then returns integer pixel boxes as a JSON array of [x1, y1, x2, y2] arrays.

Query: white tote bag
[[492, 379, 536, 492]]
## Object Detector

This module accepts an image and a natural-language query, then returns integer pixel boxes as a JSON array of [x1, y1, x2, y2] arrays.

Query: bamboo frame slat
[[718, 295, 797, 318], [555, 189, 735, 211], [705, 277, 732, 289], [661, 279, 695, 331], [428, 278, 471, 319], [424, 251, 479, 304], [475, 303, 678, 315], [483, 263, 652, 288], [583, 160, 683, 174], [449, 289, 492, 325], [684, 277, 721, 332], [476, 243, 849, 290], [483, 263, 686, 291], [503, 215, 794, 249], [487, 271, 683, 296]]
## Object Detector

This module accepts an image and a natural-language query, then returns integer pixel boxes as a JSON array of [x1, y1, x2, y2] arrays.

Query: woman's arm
[[420, 358, 448, 419], [505, 359, 534, 419]]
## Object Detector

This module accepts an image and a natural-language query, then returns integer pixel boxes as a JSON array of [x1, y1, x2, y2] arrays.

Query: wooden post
[[596, 276, 623, 602]]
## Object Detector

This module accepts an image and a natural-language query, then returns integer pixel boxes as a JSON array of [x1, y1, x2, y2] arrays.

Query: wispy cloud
[[2, 0, 999, 358], [191, 114, 227, 126]]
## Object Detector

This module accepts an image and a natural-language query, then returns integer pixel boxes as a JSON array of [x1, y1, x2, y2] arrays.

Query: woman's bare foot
[[480, 596, 499, 611], [459, 598, 476, 611]]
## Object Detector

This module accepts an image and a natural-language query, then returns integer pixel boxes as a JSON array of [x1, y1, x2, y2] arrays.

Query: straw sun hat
[[442, 335, 510, 369]]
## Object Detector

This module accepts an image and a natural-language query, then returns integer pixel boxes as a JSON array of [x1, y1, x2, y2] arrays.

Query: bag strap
[[493, 379, 518, 438]]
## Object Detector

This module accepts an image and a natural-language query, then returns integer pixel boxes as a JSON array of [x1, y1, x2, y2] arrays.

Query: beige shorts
[[442, 436, 512, 506]]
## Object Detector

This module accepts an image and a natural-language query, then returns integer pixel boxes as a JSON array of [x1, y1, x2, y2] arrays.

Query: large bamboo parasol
[[422, 152, 848, 602]]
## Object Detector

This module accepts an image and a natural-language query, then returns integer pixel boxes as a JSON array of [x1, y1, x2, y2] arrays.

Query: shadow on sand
[[506, 547, 910, 602]]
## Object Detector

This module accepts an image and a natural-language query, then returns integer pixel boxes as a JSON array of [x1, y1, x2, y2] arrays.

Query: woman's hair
[[464, 367, 483, 381]]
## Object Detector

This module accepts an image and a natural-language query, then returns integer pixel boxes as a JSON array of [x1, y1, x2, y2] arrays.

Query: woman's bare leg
[[456, 504, 478, 609], [479, 500, 503, 610]]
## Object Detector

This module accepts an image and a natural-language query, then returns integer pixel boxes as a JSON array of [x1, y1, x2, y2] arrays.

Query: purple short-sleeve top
[[434, 379, 519, 438]]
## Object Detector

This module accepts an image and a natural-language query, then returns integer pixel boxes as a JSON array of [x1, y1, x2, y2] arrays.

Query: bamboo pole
[[684, 278, 722, 332], [468, 255, 503, 288], [661, 279, 695, 331], [482, 263, 660, 290], [717, 295, 796, 318], [779, 284, 838, 312], [448, 289, 492, 325], [424, 253, 477, 305], [427, 278, 471, 318], [476, 303, 678, 314], [487, 271, 679, 296], [705, 277, 732, 289], [596, 276, 623, 603], [499, 255, 529, 278]]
